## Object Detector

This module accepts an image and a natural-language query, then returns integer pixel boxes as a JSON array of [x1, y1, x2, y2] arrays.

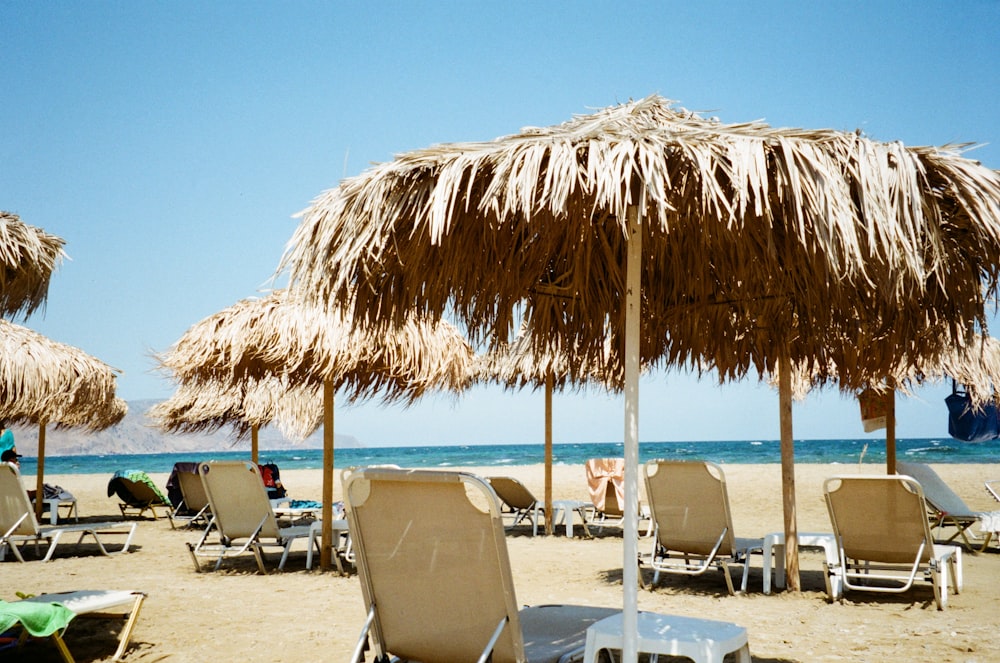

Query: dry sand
[[4, 462, 1000, 662]]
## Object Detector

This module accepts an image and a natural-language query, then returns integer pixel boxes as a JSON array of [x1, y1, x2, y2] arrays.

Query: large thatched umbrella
[[0, 212, 66, 320], [0, 319, 126, 518], [148, 377, 324, 460], [157, 289, 475, 570], [280, 96, 1000, 660], [477, 326, 622, 534]]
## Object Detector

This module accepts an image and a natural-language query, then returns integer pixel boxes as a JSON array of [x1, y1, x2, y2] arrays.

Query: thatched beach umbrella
[[158, 289, 475, 570], [0, 212, 66, 320], [280, 96, 1000, 659], [149, 377, 324, 461], [477, 326, 622, 534], [0, 319, 126, 518]]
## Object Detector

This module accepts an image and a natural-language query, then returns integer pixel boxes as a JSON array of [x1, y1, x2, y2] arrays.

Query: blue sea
[[17, 437, 1000, 476]]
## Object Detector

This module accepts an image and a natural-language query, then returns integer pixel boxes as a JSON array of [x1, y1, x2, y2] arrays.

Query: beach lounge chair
[[585, 458, 626, 528], [186, 460, 316, 573], [107, 470, 172, 519], [986, 479, 1000, 503], [1, 589, 145, 662], [0, 464, 137, 562], [166, 463, 211, 530], [486, 476, 545, 536], [896, 461, 999, 551], [824, 475, 961, 610], [344, 467, 618, 662], [642, 459, 764, 595]]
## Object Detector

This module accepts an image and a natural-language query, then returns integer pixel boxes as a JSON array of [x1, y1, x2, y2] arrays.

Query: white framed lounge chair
[[896, 460, 999, 551], [824, 474, 961, 610], [167, 464, 212, 530], [486, 476, 547, 536], [585, 457, 626, 527], [186, 461, 316, 573], [2, 589, 146, 662], [642, 459, 763, 595], [0, 464, 137, 563], [344, 467, 618, 663]]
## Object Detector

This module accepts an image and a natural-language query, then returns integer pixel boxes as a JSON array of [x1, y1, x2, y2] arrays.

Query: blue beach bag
[[945, 383, 1000, 442]]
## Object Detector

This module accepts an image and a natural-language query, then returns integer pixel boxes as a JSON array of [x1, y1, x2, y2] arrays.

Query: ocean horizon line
[[14, 437, 1000, 477]]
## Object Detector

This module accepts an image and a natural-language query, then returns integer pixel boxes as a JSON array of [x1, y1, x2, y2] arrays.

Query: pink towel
[[585, 458, 625, 512]]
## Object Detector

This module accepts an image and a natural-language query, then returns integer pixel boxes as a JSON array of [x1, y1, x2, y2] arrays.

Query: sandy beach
[[4, 462, 1000, 662]]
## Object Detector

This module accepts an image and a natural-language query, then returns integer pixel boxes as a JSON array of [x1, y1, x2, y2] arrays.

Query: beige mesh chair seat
[[0, 464, 137, 562], [6, 590, 146, 661], [186, 461, 314, 573], [824, 475, 961, 610], [345, 467, 618, 663], [168, 469, 211, 530], [487, 476, 545, 536], [642, 459, 763, 595], [896, 461, 997, 551]]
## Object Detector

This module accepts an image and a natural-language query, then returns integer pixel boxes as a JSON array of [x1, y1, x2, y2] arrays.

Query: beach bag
[[858, 388, 891, 432], [257, 463, 287, 499], [945, 383, 1000, 442]]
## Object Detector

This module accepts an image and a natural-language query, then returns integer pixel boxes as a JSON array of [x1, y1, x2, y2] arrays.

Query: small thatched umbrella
[[0, 212, 66, 320], [148, 377, 324, 460], [477, 325, 622, 534], [0, 319, 126, 518], [280, 96, 1000, 659], [157, 289, 475, 570]]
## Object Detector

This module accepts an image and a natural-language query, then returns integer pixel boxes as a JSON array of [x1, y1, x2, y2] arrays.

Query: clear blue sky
[[2, 2, 998, 446]]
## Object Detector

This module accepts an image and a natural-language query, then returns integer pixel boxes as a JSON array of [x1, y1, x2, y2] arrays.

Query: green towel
[[0, 600, 75, 637]]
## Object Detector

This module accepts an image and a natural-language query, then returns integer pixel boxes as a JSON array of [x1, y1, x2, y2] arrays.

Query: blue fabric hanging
[[946, 383, 1000, 442]]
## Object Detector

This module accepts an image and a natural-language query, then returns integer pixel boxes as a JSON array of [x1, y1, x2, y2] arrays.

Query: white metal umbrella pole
[[544, 370, 554, 535], [622, 203, 642, 663]]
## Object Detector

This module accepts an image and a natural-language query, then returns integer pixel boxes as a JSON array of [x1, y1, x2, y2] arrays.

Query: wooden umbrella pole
[[886, 381, 897, 474], [320, 379, 335, 571], [621, 203, 642, 663], [778, 354, 800, 591], [35, 423, 46, 521], [251, 424, 259, 465], [544, 371, 553, 536]]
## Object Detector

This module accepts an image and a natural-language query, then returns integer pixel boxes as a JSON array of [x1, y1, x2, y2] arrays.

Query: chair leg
[[50, 631, 74, 663], [110, 593, 146, 661]]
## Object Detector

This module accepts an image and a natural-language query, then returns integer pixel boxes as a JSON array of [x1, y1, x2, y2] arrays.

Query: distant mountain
[[8, 399, 362, 456]]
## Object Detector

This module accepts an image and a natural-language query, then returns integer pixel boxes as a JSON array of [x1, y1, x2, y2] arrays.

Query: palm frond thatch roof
[[157, 289, 475, 404], [281, 95, 1000, 390], [781, 334, 1000, 403], [477, 322, 624, 392], [0, 319, 125, 430], [0, 212, 66, 320], [148, 377, 322, 441]]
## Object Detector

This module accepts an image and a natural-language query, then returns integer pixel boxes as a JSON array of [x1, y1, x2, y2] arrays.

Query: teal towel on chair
[[0, 599, 75, 636]]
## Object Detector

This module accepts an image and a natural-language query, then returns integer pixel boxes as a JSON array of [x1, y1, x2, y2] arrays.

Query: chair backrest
[[0, 463, 40, 536], [824, 475, 934, 565], [197, 461, 279, 540], [643, 459, 736, 556], [486, 476, 537, 511], [346, 468, 525, 663], [895, 461, 976, 518], [177, 470, 210, 513], [585, 458, 625, 514], [166, 462, 200, 507]]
